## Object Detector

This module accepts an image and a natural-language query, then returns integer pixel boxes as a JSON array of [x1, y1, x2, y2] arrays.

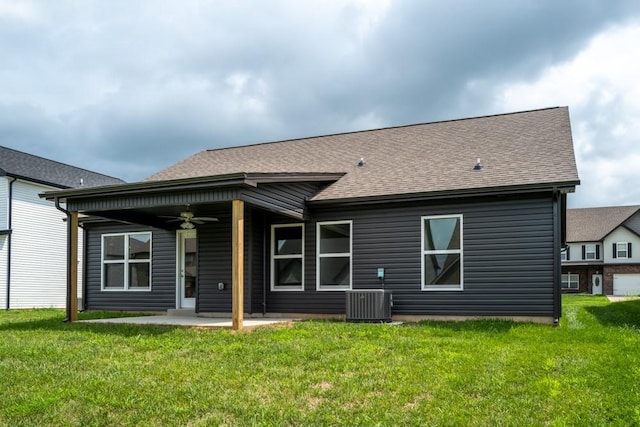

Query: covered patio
[[42, 172, 343, 331]]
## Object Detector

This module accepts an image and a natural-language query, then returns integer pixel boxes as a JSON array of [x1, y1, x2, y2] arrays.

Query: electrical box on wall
[[377, 268, 385, 279], [218, 282, 225, 291]]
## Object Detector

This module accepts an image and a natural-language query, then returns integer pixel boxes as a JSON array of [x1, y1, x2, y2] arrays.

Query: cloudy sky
[[1, 0, 639, 208]]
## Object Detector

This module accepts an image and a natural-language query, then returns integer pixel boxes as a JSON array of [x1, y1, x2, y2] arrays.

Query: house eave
[[4, 173, 69, 190], [309, 180, 580, 206], [40, 172, 345, 202], [561, 262, 604, 267], [40, 172, 251, 201]]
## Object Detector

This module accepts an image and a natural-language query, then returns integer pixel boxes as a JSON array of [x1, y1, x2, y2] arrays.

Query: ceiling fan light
[[180, 221, 195, 230]]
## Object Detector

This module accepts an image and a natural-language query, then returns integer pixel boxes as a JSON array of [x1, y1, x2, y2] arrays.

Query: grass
[[0, 296, 639, 426]]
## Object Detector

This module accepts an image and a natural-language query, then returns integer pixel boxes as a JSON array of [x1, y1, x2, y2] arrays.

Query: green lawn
[[1, 295, 639, 426]]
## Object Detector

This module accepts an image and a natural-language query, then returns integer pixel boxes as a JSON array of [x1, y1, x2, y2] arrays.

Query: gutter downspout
[[6, 177, 16, 310], [552, 190, 561, 326], [80, 222, 88, 312], [54, 197, 72, 322], [262, 212, 267, 315]]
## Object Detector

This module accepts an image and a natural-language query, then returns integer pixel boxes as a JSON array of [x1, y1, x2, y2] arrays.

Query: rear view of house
[[0, 147, 123, 308], [44, 107, 580, 327], [562, 205, 640, 295]]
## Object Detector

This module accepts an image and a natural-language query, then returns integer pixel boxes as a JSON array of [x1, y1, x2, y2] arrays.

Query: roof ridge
[[206, 106, 566, 154], [0, 145, 123, 181]]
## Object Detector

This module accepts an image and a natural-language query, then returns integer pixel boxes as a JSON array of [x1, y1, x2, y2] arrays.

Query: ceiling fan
[[162, 209, 218, 229]]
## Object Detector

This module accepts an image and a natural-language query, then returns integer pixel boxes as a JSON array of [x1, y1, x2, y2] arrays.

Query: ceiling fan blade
[[191, 217, 219, 222], [160, 217, 183, 222]]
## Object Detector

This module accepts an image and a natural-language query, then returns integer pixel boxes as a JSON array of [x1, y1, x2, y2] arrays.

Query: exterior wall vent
[[345, 290, 392, 322]]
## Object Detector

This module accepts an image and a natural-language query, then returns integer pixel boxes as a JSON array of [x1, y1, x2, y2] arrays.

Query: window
[[561, 273, 579, 290], [422, 215, 463, 291], [561, 249, 567, 261], [102, 232, 152, 291], [317, 221, 352, 291], [615, 242, 629, 259], [271, 224, 304, 291], [585, 244, 596, 260]]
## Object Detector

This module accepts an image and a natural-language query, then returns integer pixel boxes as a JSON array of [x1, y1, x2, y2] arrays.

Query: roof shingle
[[566, 205, 640, 242], [145, 107, 579, 201], [0, 146, 124, 188]]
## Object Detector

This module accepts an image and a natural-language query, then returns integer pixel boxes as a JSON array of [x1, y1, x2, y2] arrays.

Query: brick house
[[562, 205, 640, 295]]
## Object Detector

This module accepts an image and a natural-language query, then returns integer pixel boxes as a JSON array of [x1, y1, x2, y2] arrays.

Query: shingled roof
[[145, 107, 579, 201], [566, 205, 640, 242], [0, 146, 124, 189]]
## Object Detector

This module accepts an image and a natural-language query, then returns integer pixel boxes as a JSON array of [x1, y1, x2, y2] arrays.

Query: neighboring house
[[43, 107, 579, 326], [561, 205, 640, 296], [0, 146, 124, 308]]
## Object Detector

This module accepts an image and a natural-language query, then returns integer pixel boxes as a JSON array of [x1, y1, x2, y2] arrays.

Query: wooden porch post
[[232, 199, 244, 331], [69, 210, 79, 322]]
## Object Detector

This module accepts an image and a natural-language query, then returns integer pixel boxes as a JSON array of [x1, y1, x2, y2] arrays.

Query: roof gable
[[0, 146, 124, 188], [145, 107, 579, 201], [566, 205, 640, 242]]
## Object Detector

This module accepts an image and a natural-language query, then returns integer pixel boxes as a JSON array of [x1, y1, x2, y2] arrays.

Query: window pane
[[274, 227, 302, 256], [424, 253, 460, 285], [129, 263, 150, 288], [424, 217, 460, 251], [319, 223, 350, 254], [104, 263, 125, 288], [319, 257, 350, 287], [274, 258, 303, 287], [104, 235, 125, 260], [130, 234, 151, 260], [570, 277, 579, 288]]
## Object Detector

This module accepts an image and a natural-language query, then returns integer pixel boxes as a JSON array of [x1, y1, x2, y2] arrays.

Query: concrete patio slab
[[81, 315, 297, 330], [607, 295, 640, 303]]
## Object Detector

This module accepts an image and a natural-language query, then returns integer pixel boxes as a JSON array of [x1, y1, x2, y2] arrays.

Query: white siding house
[[603, 227, 640, 264], [0, 146, 123, 309], [562, 205, 640, 295], [1, 177, 10, 309]]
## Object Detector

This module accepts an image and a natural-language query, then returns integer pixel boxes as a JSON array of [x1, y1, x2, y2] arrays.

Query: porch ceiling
[[81, 202, 231, 229]]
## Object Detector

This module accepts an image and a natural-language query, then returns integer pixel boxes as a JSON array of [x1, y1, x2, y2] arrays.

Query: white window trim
[[101, 232, 152, 291], [271, 223, 305, 292], [585, 244, 597, 260], [421, 214, 464, 291], [561, 273, 579, 290], [616, 242, 629, 258], [316, 220, 352, 291]]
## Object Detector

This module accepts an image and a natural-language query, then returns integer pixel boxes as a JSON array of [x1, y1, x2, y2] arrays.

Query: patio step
[[167, 308, 196, 317]]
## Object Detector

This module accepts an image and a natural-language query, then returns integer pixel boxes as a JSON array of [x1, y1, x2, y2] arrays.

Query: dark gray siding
[[196, 205, 267, 314], [69, 188, 241, 211], [84, 192, 558, 317], [197, 205, 232, 313], [261, 193, 556, 316], [241, 182, 326, 218], [84, 223, 176, 311], [248, 209, 267, 314]]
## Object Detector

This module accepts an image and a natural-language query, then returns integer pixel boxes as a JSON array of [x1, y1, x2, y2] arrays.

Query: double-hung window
[[561, 273, 579, 290], [615, 242, 630, 259], [422, 215, 463, 290], [102, 232, 152, 291], [317, 221, 352, 291], [271, 224, 304, 291], [585, 244, 597, 260]]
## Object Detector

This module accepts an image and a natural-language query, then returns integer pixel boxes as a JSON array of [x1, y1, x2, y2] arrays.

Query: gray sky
[[1, 0, 640, 208]]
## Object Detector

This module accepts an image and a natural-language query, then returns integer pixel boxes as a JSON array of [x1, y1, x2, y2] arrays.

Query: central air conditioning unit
[[345, 289, 392, 322]]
